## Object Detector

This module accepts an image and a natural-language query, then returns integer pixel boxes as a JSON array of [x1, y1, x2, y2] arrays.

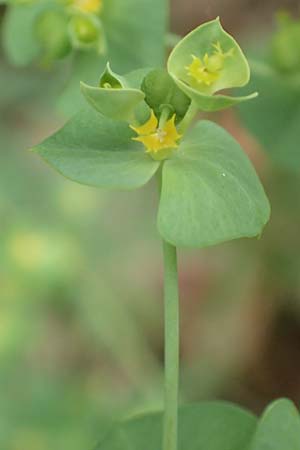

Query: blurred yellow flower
[[130, 110, 182, 156], [73, 0, 102, 14]]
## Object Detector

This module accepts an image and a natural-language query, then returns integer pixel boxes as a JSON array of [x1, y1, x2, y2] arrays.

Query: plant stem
[[162, 239, 179, 450]]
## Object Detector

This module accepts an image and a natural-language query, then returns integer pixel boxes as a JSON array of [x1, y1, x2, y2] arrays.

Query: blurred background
[[1, 0, 300, 449]]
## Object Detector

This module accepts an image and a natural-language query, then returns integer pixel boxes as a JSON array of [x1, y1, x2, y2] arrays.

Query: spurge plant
[[30, 17, 300, 450]]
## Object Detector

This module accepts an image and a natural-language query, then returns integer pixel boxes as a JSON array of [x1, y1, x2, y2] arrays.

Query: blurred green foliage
[[238, 12, 300, 171], [2, 6, 300, 450]]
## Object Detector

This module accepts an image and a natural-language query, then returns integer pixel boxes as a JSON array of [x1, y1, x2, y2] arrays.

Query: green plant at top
[[2, 0, 106, 64], [1, 0, 166, 114], [238, 10, 300, 171], [31, 18, 273, 450]]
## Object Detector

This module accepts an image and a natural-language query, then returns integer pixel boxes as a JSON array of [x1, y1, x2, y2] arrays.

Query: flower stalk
[[162, 239, 179, 450], [158, 170, 180, 450]]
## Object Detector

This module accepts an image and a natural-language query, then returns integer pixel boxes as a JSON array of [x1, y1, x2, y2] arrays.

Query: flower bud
[[141, 69, 190, 123], [68, 13, 105, 52], [35, 9, 71, 60]]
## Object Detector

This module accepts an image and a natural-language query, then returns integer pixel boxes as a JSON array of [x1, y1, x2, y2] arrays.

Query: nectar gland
[[130, 110, 182, 158]]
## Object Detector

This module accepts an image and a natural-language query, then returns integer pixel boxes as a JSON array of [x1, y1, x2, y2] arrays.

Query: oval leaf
[[31, 105, 159, 189], [249, 398, 300, 450], [158, 120, 270, 248], [95, 402, 257, 450]]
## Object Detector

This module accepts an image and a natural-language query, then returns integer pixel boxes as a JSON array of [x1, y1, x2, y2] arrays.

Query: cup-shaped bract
[[168, 18, 257, 111], [68, 12, 105, 52], [80, 64, 146, 121]]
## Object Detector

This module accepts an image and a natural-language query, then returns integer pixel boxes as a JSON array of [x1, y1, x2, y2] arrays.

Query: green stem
[[178, 101, 198, 134], [162, 239, 179, 450]]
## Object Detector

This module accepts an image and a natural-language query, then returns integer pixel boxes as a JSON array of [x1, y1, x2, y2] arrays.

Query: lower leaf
[[95, 402, 257, 450]]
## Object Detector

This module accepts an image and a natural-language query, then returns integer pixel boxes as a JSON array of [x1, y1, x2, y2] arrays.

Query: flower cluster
[[130, 110, 182, 158], [37, 0, 105, 62], [34, 18, 270, 249]]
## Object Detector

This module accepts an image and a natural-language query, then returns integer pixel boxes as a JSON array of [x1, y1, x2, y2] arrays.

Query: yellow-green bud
[[69, 14, 99, 44], [35, 9, 71, 60]]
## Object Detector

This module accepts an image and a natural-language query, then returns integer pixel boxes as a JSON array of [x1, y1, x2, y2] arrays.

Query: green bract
[[32, 75, 270, 248], [157, 121, 269, 248], [32, 21, 270, 248], [80, 64, 146, 121], [168, 18, 257, 111]]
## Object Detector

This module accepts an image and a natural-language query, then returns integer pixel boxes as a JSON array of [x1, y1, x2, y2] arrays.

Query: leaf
[[80, 82, 145, 121], [158, 120, 270, 248], [95, 402, 257, 450], [80, 65, 146, 121], [238, 58, 300, 171], [167, 18, 256, 111], [249, 398, 300, 450], [1, 2, 46, 65], [32, 105, 159, 189]]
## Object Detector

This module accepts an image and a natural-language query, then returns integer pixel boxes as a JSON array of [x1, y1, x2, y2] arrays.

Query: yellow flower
[[186, 42, 234, 87], [73, 0, 102, 14], [130, 110, 182, 157]]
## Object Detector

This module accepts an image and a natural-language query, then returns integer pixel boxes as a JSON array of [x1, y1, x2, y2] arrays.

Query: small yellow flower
[[130, 110, 182, 157], [73, 0, 102, 14], [186, 42, 234, 87]]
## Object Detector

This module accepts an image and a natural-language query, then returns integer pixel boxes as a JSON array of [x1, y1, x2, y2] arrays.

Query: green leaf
[[167, 18, 257, 111], [95, 402, 257, 450], [249, 399, 300, 450], [158, 120, 270, 248], [80, 64, 146, 121], [1, 2, 47, 65], [31, 105, 159, 189], [238, 58, 300, 171]]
